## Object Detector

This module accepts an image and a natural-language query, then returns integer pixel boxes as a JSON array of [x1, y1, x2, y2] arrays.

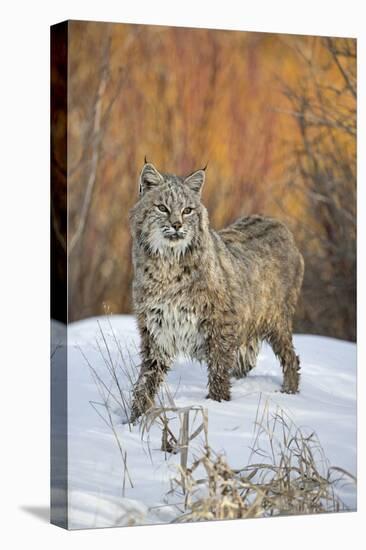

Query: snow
[[51, 315, 357, 529]]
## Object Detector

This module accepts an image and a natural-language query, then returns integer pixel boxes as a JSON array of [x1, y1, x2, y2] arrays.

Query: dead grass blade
[[170, 398, 356, 522]]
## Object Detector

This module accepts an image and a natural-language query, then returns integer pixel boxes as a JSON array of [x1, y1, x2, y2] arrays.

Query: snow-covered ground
[[51, 315, 357, 529]]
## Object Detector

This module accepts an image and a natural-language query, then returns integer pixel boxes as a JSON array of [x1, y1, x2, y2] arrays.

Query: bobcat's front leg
[[206, 332, 235, 402], [130, 338, 171, 423]]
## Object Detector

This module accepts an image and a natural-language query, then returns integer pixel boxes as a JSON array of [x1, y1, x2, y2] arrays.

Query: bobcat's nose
[[171, 221, 182, 231]]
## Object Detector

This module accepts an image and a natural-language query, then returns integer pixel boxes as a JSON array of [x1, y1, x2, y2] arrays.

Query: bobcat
[[129, 162, 304, 421]]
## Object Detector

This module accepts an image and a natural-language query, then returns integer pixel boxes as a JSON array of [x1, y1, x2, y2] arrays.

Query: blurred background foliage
[[51, 21, 356, 340]]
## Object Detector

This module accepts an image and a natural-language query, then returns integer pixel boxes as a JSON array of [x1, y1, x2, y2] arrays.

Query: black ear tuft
[[139, 163, 164, 195], [184, 169, 205, 194]]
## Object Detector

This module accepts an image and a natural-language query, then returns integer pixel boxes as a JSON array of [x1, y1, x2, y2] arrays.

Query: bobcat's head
[[131, 162, 207, 257]]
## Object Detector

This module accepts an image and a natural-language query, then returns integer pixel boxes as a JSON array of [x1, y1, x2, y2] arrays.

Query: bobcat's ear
[[139, 163, 164, 195], [184, 169, 205, 194]]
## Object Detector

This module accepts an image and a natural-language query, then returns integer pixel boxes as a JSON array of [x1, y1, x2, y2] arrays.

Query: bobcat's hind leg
[[268, 330, 300, 394], [232, 338, 261, 379]]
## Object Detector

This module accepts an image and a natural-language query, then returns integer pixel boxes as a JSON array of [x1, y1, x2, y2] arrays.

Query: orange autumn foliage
[[52, 21, 356, 340]]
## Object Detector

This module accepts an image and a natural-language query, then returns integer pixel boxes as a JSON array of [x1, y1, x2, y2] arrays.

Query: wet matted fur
[[129, 162, 304, 421]]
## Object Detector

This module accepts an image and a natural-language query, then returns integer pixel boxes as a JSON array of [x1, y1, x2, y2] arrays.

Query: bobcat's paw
[[280, 384, 299, 395], [205, 392, 231, 402], [129, 408, 142, 425]]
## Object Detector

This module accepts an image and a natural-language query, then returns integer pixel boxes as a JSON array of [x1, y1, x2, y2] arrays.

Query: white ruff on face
[[147, 226, 191, 259]]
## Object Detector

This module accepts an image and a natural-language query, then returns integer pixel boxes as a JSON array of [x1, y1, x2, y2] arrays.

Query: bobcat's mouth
[[162, 226, 186, 241], [165, 233, 185, 241]]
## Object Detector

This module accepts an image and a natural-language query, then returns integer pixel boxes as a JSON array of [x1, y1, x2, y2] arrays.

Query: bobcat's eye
[[156, 204, 169, 213], [182, 207, 193, 215]]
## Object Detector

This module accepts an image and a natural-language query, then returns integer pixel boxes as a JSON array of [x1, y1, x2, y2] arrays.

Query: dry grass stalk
[[171, 398, 355, 522], [141, 393, 209, 493], [79, 318, 139, 494]]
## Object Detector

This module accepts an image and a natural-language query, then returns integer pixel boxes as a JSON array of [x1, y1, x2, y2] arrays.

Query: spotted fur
[[130, 163, 304, 421]]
